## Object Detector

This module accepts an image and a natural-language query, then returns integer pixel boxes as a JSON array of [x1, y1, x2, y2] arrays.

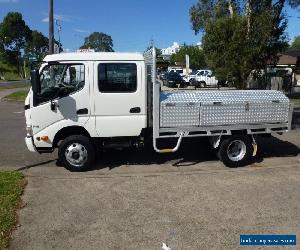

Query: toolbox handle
[[166, 103, 176, 107], [213, 102, 223, 105]]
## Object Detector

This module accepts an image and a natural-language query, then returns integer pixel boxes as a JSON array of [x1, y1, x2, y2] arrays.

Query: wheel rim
[[227, 140, 246, 162], [65, 143, 88, 167]]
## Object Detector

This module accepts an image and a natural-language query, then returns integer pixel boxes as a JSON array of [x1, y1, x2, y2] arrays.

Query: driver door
[[30, 62, 90, 138]]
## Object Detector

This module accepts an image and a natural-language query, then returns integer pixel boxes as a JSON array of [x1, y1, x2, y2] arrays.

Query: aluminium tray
[[160, 90, 289, 128]]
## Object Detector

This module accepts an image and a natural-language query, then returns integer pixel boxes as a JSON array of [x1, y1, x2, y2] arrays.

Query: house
[[267, 51, 300, 93], [161, 42, 180, 61], [247, 50, 300, 92]]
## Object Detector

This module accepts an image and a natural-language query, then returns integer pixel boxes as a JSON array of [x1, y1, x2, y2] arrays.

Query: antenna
[[55, 19, 62, 53], [150, 36, 154, 48]]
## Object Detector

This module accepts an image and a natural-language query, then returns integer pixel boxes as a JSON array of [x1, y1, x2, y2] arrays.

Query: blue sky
[[0, 0, 299, 52]]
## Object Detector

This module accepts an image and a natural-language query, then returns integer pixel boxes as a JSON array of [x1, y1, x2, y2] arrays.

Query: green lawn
[[4, 90, 29, 102], [0, 171, 25, 249], [0, 83, 29, 92]]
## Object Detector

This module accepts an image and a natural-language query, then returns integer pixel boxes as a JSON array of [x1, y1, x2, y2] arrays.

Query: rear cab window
[[98, 63, 137, 92]]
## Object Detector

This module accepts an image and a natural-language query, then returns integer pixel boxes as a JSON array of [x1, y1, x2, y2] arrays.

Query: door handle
[[130, 107, 141, 113], [76, 108, 88, 115], [50, 100, 59, 111]]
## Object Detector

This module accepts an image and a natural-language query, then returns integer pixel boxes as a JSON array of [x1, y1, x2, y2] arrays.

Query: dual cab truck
[[25, 48, 293, 171]]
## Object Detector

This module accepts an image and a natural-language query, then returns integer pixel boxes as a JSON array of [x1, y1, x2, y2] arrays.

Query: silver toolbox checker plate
[[160, 92, 200, 127], [160, 90, 289, 128]]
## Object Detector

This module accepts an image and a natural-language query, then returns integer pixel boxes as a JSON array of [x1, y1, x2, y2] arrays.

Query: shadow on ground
[[83, 136, 300, 172]]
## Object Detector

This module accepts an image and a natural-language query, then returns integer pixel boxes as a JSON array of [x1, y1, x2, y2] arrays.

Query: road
[[0, 99, 299, 249]]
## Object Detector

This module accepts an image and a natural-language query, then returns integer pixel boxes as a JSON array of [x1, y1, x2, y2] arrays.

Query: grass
[[0, 83, 29, 92], [0, 171, 25, 249], [4, 90, 29, 102]]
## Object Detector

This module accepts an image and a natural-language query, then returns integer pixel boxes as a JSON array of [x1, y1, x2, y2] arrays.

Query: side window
[[35, 64, 85, 106], [98, 63, 137, 92]]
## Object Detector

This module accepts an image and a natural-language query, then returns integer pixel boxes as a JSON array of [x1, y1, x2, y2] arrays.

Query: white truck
[[25, 48, 293, 171], [184, 69, 219, 87]]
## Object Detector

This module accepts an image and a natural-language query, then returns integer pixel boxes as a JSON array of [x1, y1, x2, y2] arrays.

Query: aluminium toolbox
[[160, 90, 290, 128]]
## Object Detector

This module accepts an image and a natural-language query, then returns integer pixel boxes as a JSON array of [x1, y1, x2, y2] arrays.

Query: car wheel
[[58, 135, 95, 171], [200, 81, 206, 88], [217, 135, 253, 168]]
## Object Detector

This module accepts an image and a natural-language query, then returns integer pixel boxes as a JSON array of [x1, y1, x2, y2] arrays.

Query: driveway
[[0, 100, 299, 249]]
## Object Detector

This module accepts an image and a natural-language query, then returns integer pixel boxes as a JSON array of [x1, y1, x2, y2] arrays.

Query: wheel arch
[[53, 126, 91, 148]]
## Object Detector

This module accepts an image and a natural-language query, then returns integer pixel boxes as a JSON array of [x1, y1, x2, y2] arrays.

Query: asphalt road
[[0, 99, 299, 249]]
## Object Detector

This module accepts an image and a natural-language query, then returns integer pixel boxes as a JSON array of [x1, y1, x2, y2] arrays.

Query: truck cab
[[25, 52, 149, 168]]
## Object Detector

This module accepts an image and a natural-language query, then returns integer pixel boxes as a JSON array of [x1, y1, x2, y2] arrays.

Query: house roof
[[268, 53, 298, 66], [284, 50, 300, 58]]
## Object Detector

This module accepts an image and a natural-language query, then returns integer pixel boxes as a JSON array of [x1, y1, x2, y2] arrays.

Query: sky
[[0, 0, 299, 52]]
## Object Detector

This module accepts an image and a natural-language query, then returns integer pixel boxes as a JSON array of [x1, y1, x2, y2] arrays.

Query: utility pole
[[49, 0, 54, 54]]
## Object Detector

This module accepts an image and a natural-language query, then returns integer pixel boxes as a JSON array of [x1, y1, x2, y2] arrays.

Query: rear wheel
[[58, 135, 95, 171], [217, 135, 253, 167]]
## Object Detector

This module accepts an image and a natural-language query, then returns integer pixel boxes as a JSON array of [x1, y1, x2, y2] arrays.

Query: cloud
[[41, 12, 84, 23], [0, 0, 18, 3], [42, 14, 72, 23], [73, 28, 89, 33]]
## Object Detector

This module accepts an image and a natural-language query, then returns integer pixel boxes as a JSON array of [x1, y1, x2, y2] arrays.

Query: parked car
[[163, 72, 187, 88], [159, 72, 168, 81], [185, 69, 218, 87]]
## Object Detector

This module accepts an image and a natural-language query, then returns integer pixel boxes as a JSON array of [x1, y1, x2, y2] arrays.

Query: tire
[[217, 135, 253, 168], [58, 135, 95, 171]]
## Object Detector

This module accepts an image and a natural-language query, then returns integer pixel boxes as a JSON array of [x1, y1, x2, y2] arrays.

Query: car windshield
[[168, 72, 181, 79], [191, 70, 198, 75], [197, 71, 205, 76]]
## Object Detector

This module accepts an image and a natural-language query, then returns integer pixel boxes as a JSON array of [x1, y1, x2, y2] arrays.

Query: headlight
[[26, 125, 33, 137]]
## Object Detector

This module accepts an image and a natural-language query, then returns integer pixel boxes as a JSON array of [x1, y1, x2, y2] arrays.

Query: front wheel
[[58, 135, 95, 171], [217, 135, 253, 167]]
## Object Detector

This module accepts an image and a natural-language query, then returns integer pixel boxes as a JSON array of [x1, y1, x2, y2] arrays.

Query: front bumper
[[25, 136, 36, 152]]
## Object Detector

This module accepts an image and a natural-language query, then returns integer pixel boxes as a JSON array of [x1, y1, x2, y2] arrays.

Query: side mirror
[[30, 69, 41, 94]]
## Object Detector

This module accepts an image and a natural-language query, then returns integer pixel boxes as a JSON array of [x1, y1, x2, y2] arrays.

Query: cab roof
[[44, 52, 144, 62]]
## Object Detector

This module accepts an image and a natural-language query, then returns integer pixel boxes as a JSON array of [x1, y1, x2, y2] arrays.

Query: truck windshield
[[35, 63, 85, 106]]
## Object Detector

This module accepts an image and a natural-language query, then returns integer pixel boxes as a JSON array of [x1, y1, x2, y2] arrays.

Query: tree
[[170, 45, 207, 69], [25, 30, 49, 61], [0, 12, 31, 76], [203, 16, 250, 88], [189, 0, 299, 88], [80, 32, 114, 52], [290, 36, 300, 50]]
